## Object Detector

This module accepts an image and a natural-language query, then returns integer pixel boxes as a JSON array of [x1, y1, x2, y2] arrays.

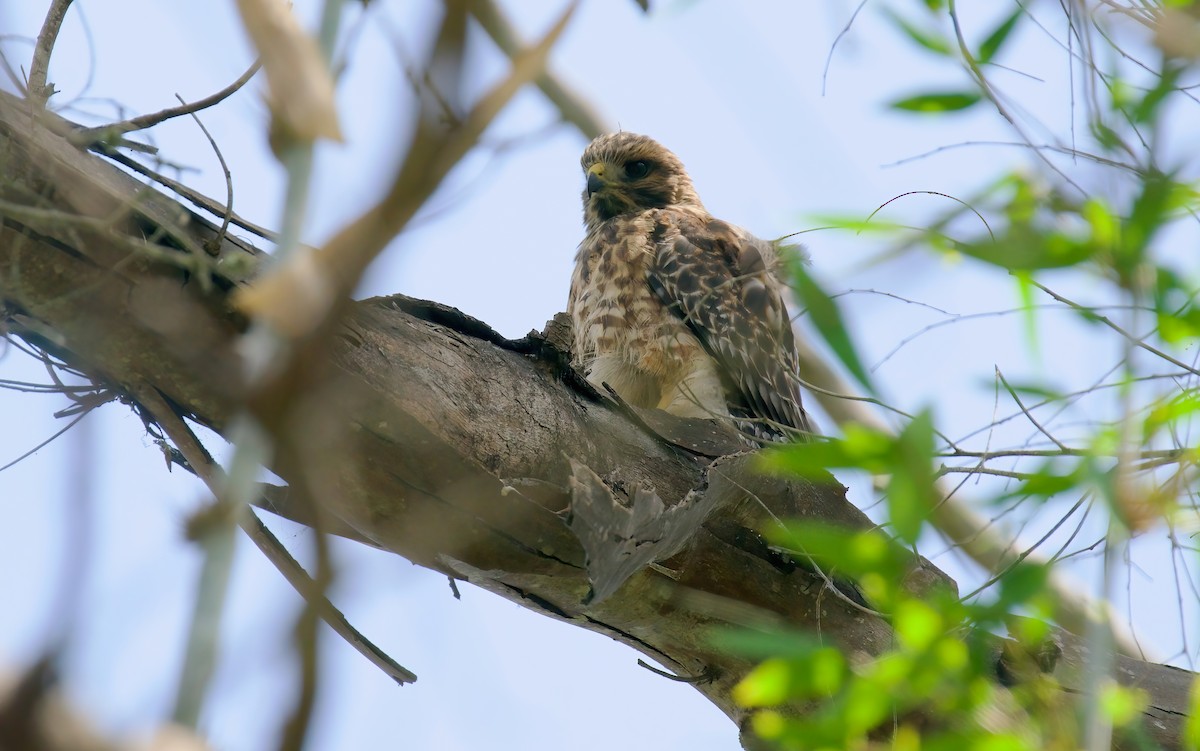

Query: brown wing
[[646, 211, 813, 440]]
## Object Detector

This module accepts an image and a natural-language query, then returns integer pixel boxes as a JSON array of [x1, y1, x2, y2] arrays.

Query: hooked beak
[[586, 163, 606, 197]]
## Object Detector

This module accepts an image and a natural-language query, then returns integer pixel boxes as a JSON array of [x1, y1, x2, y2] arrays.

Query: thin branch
[[792, 333, 1147, 658], [883, 139, 1148, 175], [134, 385, 419, 686], [27, 0, 74, 105], [997, 367, 1069, 451], [0, 196, 214, 282], [0, 408, 90, 474], [870, 302, 1150, 373], [636, 659, 711, 684], [937, 465, 1033, 481], [94, 146, 277, 242], [946, 0, 1084, 195], [174, 94, 234, 254], [68, 60, 261, 148], [960, 494, 1091, 601], [821, 0, 869, 96], [940, 447, 1184, 461], [1031, 279, 1200, 377]]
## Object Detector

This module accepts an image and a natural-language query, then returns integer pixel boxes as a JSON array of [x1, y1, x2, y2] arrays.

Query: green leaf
[[1132, 64, 1182, 124], [1100, 684, 1150, 727], [995, 562, 1049, 608], [989, 380, 1063, 401], [977, 8, 1023, 64], [1013, 271, 1039, 357], [963, 734, 1036, 751], [708, 627, 823, 660], [1159, 305, 1200, 344], [767, 522, 909, 583], [881, 8, 953, 55], [1082, 197, 1118, 249], [895, 599, 944, 652], [890, 91, 982, 113], [789, 261, 876, 394], [731, 649, 848, 707], [957, 225, 1095, 271], [1017, 461, 1082, 498], [1122, 172, 1174, 269], [1185, 675, 1200, 749], [806, 213, 911, 235], [733, 658, 792, 707], [1091, 120, 1123, 151], [1143, 392, 1200, 439], [888, 409, 936, 544], [758, 423, 896, 478], [1153, 266, 1200, 344]]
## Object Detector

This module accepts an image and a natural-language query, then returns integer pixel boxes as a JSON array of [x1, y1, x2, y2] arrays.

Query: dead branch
[[67, 61, 262, 149], [27, 0, 74, 105]]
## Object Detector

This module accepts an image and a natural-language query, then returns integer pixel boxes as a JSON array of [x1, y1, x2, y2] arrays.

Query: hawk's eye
[[624, 160, 650, 179]]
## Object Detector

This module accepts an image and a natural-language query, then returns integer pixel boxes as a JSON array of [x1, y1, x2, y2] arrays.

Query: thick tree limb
[[0, 90, 1190, 749]]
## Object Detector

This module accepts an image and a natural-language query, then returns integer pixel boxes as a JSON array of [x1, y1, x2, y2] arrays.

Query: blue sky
[[1, 2, 1197, 750]]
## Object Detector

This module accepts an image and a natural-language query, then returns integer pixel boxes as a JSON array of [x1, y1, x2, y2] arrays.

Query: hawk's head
[[580, 132, 703, 228]]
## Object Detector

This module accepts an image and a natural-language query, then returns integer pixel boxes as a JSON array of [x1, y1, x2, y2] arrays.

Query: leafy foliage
[[733, 1, 1200, 748]]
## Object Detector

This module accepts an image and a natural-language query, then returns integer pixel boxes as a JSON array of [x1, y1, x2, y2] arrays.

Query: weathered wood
[[0, 89, 1188, 749]]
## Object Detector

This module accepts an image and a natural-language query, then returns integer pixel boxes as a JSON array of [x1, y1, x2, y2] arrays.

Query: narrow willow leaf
[[881, 8, 953, 56], [890, 91, 982, 113], [889, 409, 936, 544], [978, 8, 1023, 64], [789, 260, 876, 395]]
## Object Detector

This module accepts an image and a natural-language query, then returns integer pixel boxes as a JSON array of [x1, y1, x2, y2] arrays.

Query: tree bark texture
[[0, 91, 1190, 749]]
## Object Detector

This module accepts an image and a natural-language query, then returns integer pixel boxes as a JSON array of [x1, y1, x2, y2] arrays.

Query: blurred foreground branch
[[0, 660, 211, 751]]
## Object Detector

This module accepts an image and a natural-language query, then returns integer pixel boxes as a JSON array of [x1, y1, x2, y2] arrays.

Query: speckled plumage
[[567, 132, 813, 441]]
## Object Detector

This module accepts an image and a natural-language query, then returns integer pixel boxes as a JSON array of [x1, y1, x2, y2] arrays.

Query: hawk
[[567, 132, 814, 442]]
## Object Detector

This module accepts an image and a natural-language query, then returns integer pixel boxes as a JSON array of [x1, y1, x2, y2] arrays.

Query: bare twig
[[636, 659, 711, 684], [793, 334, 1147, 658], [134, 386, 418, 686], [960, 495, 1091, 601], [68, 60, 261, 148], [941, 447, 1184, 461], [249, 513, 417, 685], [94, 146, 277, 242], [28, 0, 74, 105], [0, 409, 91, 474], [883, 139, 1146, 175], [821, 0, 868, 96], [276, 481, 328, 751], [172, 472, 238, 728], [937, 465, 1033, 481], [0, 196, 213, 281], [1031, 280, 1200, 378], [997, 368, 1069, 451], [946, 0, 1084, 195], [174, 94, 234, 254]]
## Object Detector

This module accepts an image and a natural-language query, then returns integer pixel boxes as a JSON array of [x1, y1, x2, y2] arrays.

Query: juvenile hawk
[[568, 132, 814, 441]]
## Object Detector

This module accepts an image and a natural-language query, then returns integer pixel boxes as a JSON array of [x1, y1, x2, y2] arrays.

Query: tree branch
[[27, 0, 74, 105], [0, 88, 1189, 749]]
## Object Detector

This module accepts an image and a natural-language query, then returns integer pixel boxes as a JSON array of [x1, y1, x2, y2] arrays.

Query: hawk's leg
[[657, 354, 729, 420], [584, 354, 661, 409]]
